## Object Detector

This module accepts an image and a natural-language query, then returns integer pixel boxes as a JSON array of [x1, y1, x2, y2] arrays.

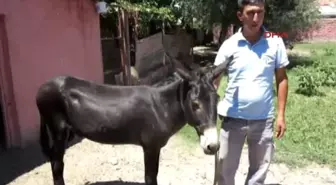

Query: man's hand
[[275, 117, 286, 139], [213, 75, 222, 90]]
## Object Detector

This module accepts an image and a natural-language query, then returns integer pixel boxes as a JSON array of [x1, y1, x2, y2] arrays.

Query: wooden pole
[[129, 13, 137, 67], [117, 8, 131, 85], [124, 10, 131, 85], [117, 8, 125, 85]]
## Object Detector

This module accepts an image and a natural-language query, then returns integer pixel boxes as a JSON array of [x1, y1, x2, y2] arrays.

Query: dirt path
[[6, 136, 336, 185]]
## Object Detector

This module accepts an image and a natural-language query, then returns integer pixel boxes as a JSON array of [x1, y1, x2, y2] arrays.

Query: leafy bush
[[295, 48, 336, 96], [295, 66, 323, 96], [324, 48, 334, 56], [317, 63, 336, 87]]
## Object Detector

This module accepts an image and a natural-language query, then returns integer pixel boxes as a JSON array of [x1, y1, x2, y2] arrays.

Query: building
[[0, 0, 103, 150], [300, 0, 336, 41]]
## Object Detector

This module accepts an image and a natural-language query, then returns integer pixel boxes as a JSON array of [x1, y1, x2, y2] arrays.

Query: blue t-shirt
[[214, 27, 290, 120]]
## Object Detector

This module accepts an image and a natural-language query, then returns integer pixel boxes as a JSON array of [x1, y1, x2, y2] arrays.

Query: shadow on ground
[[87, 181, 144, 185], [193, 53, 217, 66], [193, 47, 217, 64], [192, 45, 316, 71], [87, 181, 281, 185], [0, 136, 82, 185], [287, 54, 315, 70]]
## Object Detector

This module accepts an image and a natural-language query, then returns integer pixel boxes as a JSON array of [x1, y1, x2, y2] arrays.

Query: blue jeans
[[214, 116, 275, 185]]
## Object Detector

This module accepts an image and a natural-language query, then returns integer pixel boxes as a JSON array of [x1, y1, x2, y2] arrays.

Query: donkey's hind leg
[[44, 114, 71, 185]]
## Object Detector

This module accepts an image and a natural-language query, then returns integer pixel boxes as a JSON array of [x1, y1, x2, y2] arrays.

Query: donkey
[[36, 53, 227, 185]]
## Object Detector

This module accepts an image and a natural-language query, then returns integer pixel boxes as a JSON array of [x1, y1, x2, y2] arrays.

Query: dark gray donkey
[[36, 52, 227, 185]]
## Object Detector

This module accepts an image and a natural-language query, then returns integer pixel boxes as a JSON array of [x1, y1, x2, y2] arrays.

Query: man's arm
[[275, 67, 288, 120], [274, 38, 290, 138], [212, 40, 231, 89]]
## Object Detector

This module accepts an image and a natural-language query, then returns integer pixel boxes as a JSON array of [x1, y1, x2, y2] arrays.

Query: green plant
[[316, 63, 336, 87], [295, 47, 336, 96], [295, 67, 323, 96], [323, 48, 335, 56]]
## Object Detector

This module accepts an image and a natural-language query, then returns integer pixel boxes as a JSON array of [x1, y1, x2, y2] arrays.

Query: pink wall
[[296, 18, 336, 41], [0, 0, 103, 148]]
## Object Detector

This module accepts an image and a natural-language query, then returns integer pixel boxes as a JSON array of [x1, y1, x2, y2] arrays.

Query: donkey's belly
[[83, 127, 142, 145]]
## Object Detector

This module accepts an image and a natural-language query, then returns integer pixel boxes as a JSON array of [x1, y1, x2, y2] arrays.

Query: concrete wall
[[0, 0, 103, 148]]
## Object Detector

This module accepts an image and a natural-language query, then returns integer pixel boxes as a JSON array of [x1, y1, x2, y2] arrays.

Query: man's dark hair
[[238, 0, 265, 11]]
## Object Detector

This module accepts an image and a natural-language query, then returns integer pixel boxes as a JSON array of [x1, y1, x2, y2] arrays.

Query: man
[[213, 0, 289, 185]]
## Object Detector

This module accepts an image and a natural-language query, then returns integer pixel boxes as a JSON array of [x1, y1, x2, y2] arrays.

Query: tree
[[170, 0, 321, 43], [263, 0, 321, 41], [101, 0, 176, 39], [100, 0, 320, 43]]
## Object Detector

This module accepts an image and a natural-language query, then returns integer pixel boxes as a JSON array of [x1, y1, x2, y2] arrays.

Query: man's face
[[237, 3, 265, 34]]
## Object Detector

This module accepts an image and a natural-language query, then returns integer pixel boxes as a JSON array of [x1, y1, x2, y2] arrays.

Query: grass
[[177, 41, 336, 168]]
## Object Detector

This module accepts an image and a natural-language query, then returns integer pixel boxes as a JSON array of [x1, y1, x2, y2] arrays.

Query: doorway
[[0, 14, 20, 150], [0, 92, 5, 151], [0, 15, 7, 151]]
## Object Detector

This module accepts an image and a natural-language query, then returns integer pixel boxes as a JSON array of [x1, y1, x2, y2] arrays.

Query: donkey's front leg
[[143, 146, 161, 185]]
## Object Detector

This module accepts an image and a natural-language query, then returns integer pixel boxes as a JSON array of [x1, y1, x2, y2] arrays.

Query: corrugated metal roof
[[317, 0, 336, 16], [320, 5, 336, 16]]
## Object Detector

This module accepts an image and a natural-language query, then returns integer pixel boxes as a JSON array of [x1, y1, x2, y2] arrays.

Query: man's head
[[237, 0, 265, 35]]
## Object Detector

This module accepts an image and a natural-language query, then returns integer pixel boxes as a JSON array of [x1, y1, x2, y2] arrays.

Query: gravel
[[5, 135, 336, 185]]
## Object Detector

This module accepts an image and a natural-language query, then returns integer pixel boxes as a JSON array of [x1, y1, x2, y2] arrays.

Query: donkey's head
[[167, 53, 226, 155]]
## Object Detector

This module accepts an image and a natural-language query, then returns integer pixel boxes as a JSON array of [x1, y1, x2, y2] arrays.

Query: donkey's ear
[[165, 52, 193, 80], [205, 57, 231, 82], [175, 66, 193, 80]]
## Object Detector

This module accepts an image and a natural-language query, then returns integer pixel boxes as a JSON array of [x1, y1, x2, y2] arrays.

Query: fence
[[101, 37, 121, 85], [101, 28, 194, 85]]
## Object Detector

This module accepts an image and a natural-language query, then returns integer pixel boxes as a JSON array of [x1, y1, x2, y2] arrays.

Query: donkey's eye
[[191, 101, 200, 110]]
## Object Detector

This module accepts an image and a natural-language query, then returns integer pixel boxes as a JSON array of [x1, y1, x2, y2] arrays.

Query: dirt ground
[[1, 46, 334, 185], [3, 135, 335, 185]]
